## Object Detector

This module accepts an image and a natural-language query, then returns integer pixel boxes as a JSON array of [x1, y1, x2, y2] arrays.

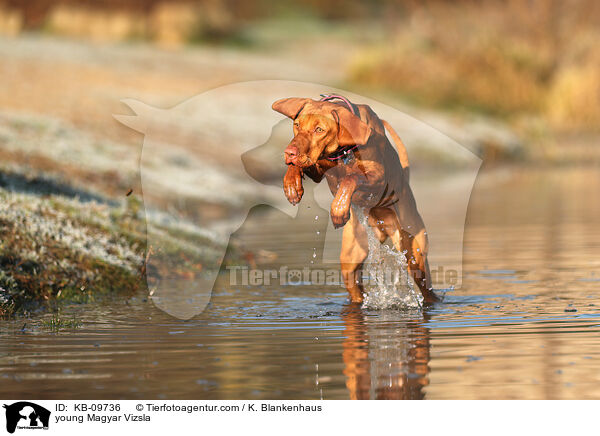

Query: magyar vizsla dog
[[273, 94, 438, 305]]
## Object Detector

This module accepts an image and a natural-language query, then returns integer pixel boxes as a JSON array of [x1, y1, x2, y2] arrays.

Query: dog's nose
[[284, 145, 299, 165]]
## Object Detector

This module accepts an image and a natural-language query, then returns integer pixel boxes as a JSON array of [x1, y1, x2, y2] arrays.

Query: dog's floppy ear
[[332, 108, 372, 146], [272, 97, 310, 120]]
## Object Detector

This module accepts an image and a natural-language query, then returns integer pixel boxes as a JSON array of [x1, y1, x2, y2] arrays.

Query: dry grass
[[349, 0, 600, 131]]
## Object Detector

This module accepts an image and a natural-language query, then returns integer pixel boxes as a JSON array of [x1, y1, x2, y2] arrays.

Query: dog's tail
[[382, 119, 410, 182]]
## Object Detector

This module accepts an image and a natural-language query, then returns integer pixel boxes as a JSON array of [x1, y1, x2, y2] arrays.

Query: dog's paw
[[330, 201, 351, 228], [283, 166, 304, 205], [284, 183, 303, 205]]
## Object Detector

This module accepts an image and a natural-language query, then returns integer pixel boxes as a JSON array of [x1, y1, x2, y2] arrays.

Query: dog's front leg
[[331, 161, 385, 228], [331, 176, 358, 228], [283, 165, 304, 205]]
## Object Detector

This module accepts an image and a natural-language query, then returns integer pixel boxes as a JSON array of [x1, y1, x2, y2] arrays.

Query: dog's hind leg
[[374, 204, 437, 305], [340, 208, 369, 304], [399, 229, 438, 305]]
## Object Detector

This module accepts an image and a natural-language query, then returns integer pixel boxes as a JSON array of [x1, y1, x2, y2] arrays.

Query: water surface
[[1, 167, 600, 399]]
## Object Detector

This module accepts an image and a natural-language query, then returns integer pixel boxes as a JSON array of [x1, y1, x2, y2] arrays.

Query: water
[[2, 167, 600, 399], [355, 207, 423, 310]]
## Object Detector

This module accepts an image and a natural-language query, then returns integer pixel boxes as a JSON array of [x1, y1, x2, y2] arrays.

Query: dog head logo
[[115, 80, 481, 319], [3, 402, 50, 434]]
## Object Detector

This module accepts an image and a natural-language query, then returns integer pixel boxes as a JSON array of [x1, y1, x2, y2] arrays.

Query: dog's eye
[[315, 127, 324, 133], [294, 122, 299, 128]]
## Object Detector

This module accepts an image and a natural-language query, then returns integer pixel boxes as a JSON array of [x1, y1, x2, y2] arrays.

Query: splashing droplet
[[353, 208, 422, 310]]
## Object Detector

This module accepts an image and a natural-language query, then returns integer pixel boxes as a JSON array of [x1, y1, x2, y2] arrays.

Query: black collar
[[324, 143, 359, 162]]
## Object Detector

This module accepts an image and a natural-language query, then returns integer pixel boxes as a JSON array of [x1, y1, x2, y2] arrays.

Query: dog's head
[[272, 97, 371, 168]]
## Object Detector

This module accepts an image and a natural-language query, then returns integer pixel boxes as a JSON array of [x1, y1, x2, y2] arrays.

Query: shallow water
[[2, 167, 600, 399]]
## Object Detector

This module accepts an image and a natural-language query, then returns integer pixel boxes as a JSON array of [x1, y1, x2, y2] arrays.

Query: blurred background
[[2, 0, 599, 175]]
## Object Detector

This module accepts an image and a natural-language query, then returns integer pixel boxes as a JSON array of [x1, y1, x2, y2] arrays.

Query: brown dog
[[272, 95, 438, 305]]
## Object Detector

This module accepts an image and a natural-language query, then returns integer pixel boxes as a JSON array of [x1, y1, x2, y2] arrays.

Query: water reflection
[[342, 305, 430, 399]]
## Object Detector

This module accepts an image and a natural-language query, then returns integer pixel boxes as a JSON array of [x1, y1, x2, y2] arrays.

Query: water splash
[[354, 208, 423, 310]]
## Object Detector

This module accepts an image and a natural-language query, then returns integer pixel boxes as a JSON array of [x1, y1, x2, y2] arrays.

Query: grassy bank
[[0, 167, 229, 317], [0, 182, 146, 316]]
